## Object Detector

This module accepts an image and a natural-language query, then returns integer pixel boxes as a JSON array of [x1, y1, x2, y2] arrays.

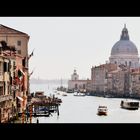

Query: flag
[[18, 69, 22, 78], [28, 49, 34, 60], [18, 69, 25, 81], [29, 70, 34, 77], [20, 69, 25, 76], [29, 71, 33, 77], [29, 68, 35, 77], [17, 96, 23, 101]]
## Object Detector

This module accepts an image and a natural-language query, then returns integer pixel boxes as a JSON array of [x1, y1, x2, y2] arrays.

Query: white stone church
[[109, 24, 139, 68]]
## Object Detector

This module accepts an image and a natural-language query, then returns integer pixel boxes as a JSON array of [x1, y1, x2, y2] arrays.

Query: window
[[125, 61, 127, 66], [129, 61, 131, 66], [18, 50, 21, 54], [0, 62, 2, 75], [22, 57, 26, 67], [115, 61, 117, 64], [17, 40, 21, 46], [13, 91, 16, 99], [3, 62, 8, 72], [0, 86, 3, 96]]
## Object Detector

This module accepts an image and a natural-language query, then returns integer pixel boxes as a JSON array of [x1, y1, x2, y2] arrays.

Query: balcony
[[0, 95, 13, 102]]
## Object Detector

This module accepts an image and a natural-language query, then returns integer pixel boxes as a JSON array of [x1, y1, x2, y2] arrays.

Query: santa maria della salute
[[109, 24, 139, 68], [68, 24, 140, 98]]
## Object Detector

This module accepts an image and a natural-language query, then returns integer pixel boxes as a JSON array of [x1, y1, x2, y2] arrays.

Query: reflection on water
[[30, 84, 140, 123]]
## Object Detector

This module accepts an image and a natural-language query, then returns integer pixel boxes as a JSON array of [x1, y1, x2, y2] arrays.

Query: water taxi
[[120, 100, 139, 110], [97, 106, 107, 116]]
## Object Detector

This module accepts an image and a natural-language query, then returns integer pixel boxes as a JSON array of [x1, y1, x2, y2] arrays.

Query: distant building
[[68, 69, 89, 92]]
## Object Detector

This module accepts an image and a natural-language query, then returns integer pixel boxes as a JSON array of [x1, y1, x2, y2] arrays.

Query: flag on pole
[[18, 69, 25, 81], [29, 71, 33, 77], [29, 68, 35, 77], [28, 49, 34, 60], [18, 69, 25, 77], [17, 96, 23, 101]]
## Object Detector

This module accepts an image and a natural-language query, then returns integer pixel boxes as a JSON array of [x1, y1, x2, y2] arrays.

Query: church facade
[[68, 69, 89, 92]]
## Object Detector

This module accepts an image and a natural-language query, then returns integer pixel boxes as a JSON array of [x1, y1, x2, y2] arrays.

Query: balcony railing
[[0, 95, 13, 102]]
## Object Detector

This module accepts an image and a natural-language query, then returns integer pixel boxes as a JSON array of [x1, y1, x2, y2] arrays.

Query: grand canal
[[30, 84, 140, 123]]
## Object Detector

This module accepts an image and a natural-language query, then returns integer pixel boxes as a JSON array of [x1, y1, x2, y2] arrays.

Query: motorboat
[[97, 106, 107, 116], [120, 100, 139, 110], [62, 93, 67, 96], [67, 89, 74, 93], [73, 92, 85, 96]]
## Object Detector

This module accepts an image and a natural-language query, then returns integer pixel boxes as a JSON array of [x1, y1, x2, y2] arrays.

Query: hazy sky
[[0, 17, 140, 80]]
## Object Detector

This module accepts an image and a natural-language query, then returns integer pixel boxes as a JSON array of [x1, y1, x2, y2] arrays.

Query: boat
[[56, 92, 60, 95], [66, 89, 74, 93], [35, 91, 46, 99], [73, 92, 85, 96], [39, 107, 49, 112], [62, 93, 67, 96], [120, 100, 139, 110], [97, 106, 107, 116]]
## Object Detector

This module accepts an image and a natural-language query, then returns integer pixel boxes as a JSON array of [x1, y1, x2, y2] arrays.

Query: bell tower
[[71, 69, 79, 80]]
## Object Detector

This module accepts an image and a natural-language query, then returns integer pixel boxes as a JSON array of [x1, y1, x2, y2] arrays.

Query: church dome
[[111, 24, 138, 56]]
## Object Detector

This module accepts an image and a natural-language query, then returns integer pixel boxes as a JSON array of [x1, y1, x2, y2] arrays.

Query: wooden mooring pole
[[29, 105, 33, 123], [57, 105, 59, 116]]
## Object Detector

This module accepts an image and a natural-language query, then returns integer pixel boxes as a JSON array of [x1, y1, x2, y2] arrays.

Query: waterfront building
[[0, 24, 29, 57], [68, 69, 89, 92], [0, 24, 30, 93], [129, 68, 140, 96], [0, 54, 15, 123], [0, 24, 30, 122], [107, 65, 130, 95], [14, 54, 27, 113], [91, 63, 117, 93]]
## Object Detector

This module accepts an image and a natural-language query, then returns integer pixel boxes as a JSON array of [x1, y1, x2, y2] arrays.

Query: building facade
[[0, 24, 30, 123], [68, 69, 89, 92], [91, 63, 117, 93]]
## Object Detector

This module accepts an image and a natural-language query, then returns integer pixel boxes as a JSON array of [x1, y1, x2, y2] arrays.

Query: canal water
[[30, 84, 140, 123]]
